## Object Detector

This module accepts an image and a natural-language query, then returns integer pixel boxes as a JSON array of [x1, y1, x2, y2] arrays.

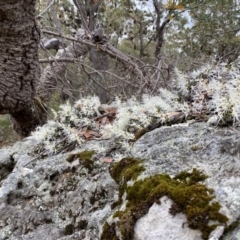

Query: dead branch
[[41, 29, 155, 92], [39, 58, 81, 63]]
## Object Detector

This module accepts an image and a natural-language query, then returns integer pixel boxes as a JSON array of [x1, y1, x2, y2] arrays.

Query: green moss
[[66, 150, 95, 172], [64, 223, 74, 235], [78, 150, 95, 161], [174, 168, 209, 185], [101, 222, 119, 240], [110, 157, 145, 184], [110, 157, 145, 207], [102, 168, 228, 240]]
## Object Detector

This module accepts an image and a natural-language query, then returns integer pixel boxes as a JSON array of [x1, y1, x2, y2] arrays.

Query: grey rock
[[1, 122, 240, 239]]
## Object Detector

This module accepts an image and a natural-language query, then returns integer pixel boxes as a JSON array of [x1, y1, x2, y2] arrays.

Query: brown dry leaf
[[99, 106, 117, 119], [95, 107, 117, 129], [77, 127, 88, 137], [166, 112, 184, 121], [98, 116, 110, 125], [104, 107, 117, 114], [102, 157, 113, 163], [83, 129, 101, 139], [175, 4, 185, 10]]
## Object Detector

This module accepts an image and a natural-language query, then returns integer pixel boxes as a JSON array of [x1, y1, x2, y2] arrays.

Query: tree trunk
[[153, 0, 170, 59], [0, 0, 40, 136], [89, 49, 110, 103], [0, 0, 39, 114]]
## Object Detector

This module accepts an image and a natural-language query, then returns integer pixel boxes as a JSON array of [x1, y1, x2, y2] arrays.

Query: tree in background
[[1, 0, 240, 138], [163, 0, 240, 67]]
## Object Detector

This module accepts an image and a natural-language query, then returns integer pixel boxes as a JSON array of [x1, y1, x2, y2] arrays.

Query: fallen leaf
[[83, 129, 101, 139], [102, 157, 113, 163]]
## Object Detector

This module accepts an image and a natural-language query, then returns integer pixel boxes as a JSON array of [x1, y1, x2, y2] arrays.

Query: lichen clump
[[29, 60, 240, 159], [102, 168, 228, 240]]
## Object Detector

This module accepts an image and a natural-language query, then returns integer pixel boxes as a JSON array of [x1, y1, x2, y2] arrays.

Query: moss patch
[[109, 157, 145, 208], [222, 220, 239, 238], [101, 168, 228, 240], [101, 222, 119, 240], [110, 157, 145, 185], [64, 223, 74, 235], [66, 150, 95, 172]]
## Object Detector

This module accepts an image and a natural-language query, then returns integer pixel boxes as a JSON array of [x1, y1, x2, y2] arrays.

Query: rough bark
[[0, 0, 39, 114], [73, 0, 109, 102], [0, 0, 41, 137], [90, 36, 110, 103]]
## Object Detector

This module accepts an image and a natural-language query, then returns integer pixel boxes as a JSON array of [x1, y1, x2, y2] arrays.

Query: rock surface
[[133, 196, 202, 240], [0, 121, 240, 239]]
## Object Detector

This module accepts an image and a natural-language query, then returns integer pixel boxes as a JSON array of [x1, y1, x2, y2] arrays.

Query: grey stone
[[1, 122, 240, 239]]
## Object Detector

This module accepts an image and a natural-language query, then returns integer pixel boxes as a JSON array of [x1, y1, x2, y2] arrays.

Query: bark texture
[[0, 0, 39, 114], [0, 0, 41, 137]]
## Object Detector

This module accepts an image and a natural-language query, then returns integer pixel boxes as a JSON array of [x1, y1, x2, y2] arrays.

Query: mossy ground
[[102, 163, 228, 240]]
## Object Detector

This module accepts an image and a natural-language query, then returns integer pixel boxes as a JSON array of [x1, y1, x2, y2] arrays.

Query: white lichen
[[29, 58, 240, 156]]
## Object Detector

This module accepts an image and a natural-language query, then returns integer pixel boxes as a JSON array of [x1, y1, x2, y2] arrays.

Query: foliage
[[35, 0, 240, 104], [171, 0, 240, 63]]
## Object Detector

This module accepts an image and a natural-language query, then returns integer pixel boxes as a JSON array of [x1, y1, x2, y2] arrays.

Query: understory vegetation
[[26, 59, 240, 159]]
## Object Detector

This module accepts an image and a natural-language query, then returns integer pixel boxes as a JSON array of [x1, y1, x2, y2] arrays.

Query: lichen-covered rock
[[132, 122, 240, 222], [131, 122, 240, 240], [1, 121, 240, 239], [0, 139, 117, 240]]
